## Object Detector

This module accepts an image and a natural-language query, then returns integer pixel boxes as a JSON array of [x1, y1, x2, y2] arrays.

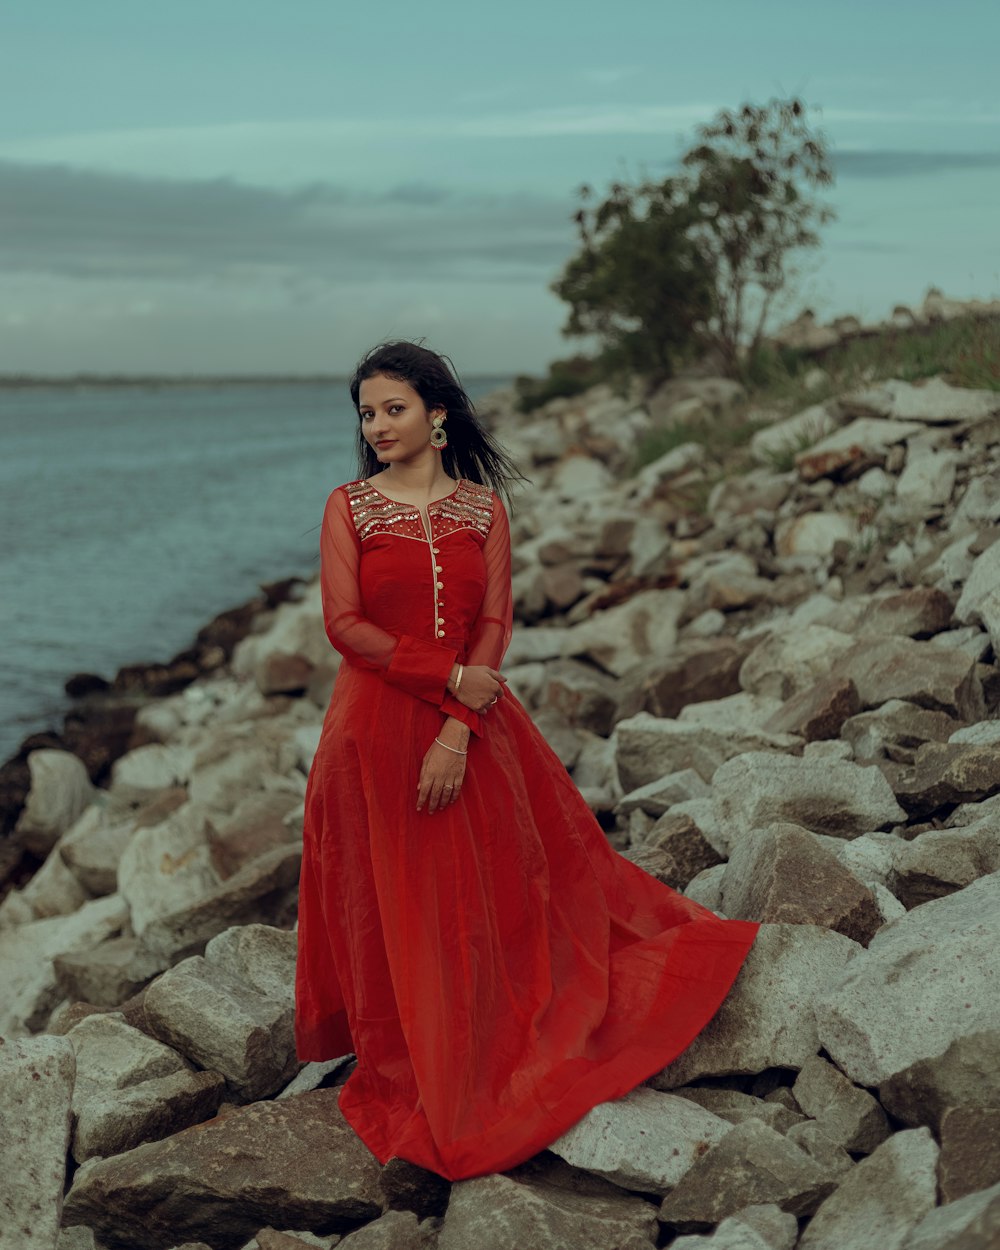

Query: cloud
[[831, 149, 1000, 177], [0, 160, 577, 286]]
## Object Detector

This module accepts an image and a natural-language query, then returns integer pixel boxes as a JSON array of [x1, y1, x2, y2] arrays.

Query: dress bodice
[[342, 476, 496, 655]]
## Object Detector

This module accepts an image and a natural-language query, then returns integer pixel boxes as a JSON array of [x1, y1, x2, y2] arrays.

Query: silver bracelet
[[434, 736, 468, 755]]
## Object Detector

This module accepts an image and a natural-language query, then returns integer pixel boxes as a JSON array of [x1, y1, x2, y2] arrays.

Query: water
[[0, 377, 512, 762]]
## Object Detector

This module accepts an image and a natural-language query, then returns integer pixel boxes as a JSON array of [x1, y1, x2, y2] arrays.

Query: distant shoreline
[[0, 373, 511, 391]]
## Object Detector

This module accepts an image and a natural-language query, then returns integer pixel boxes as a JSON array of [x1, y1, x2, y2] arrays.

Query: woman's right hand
[[448, 663, 507, 713]]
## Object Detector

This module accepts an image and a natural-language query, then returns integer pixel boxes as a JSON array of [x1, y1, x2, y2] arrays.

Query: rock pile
[[3, 353, 1000, 1249]]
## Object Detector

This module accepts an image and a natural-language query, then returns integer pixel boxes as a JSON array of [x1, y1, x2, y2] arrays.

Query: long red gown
[[293, 474, 761, 1181]]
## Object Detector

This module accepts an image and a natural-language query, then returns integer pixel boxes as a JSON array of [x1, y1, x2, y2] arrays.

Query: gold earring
[[429, 415, 447, 449]]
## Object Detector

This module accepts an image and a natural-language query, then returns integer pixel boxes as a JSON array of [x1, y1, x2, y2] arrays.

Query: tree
[[551, 96, 836, 383]]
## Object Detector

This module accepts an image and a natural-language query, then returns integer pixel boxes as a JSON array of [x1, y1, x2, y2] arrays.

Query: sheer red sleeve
[[437, 492, 513, 738], [465, 493, 514, 669], [319, 486, 458, 704]]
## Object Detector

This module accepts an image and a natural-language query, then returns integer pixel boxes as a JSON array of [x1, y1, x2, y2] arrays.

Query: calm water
[[0, 378, 511, 761]]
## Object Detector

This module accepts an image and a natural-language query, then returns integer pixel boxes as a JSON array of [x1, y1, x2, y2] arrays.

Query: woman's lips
[[375, 440, 396, 448]]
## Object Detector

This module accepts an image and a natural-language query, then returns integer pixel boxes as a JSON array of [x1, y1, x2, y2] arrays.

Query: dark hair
[[348, 339, 530, 512]]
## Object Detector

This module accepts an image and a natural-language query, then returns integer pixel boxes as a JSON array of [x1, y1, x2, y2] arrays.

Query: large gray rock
[[739, 627, 855, 700], [649, 924, 860, 1089], [878, 1029, 1000, 1132], [563, 589, 685, 677], [62, 1088, 383, 1250], [842, 376, 1000, 425], [711, 753, 905, 843], [955, 538, 1000, 626], [938, 1104, 1000, 1202], [548, 1087, 733, 1194], [791, 1054, 891, 1154], [903, 1177, 1000, 1250], [0, 1033, 76, 1250], [841, 699, 963, 763], [836, 636, 984, 720], [14, 749, 97, 856], [880, 739, 1000, 815], [720, 824, 882, 944], [141, 924, 300, 1102], [888, 815, 1000, 905], [657, 1118, 834, 1233], [796, 1128, 937, 1250], [614, 714, 800, 793], [437, 1172, 658, 1250], [65, 1012, 225, 1162], [815, 872, 1000, 1086], [670, 1203, 799, 1250]]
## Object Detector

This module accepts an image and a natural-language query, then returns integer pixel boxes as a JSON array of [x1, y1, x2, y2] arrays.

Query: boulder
[[649, 924, 860, 1090], [937, 1105, 1000, 1202], [790, 1053, 891, 1154], [657, 1118, 834, 1233], [615, 639, 750, 722], [437, 1171, 658, 1250], [815, 871, 1000, 1086], [711, 753, 906, 842], [762, 677, 861, 742], [720, 823, 882, 944], [878, 1029, 1000, 1134], [955, 537, 1000, 625], [739, 626, 855, 701], [841, 376, 1000, 425], [837, 636, 983, 720], [886, 741, 1000, 817], [0, 1033, 76, 1250], [669, 1204, 799, 1250], [889, 817, 1000, 906], [841, 699, 963, 762], [62, 1089, 383, 1250], [14, 749, 96, 856], [796, 1128, 938, 1250], [548, 1086, 733, 1194], [903, 1179, 1000, 1250], [614, 714, 801, 793], [65, 1012, 225, 1162], [141, 925, 300, 1102]]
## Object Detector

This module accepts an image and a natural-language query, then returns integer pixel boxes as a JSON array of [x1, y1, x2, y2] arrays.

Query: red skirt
[[294, 660, 761, 1181]]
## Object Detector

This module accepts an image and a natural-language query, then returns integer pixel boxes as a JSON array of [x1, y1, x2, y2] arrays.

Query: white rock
[[774, 512, 856, 557], [711, 753, 906, 843], [109, 743, 194, 805], [895, 448, 957, 512], [549, 1087, 734, 1194], [815, 871, 1000, 1086], [14, 750, 96, 856], [649, 924, 860, 1089], [843, 376, 1000, 425], [750, 404, 839, 464], [955, 538, 1000, 625], [904, 1178, 1000, 1250]]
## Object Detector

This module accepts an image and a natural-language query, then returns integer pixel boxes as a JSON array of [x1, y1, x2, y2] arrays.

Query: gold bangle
[[434, 736, 468, 755], [454, 663, 464, 692]]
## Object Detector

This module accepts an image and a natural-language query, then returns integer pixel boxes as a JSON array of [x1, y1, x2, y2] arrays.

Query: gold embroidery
[[344, 477, 494, 541]]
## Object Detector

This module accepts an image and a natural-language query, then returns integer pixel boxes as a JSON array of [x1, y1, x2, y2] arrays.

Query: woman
[[294, 340, 761, 1181]]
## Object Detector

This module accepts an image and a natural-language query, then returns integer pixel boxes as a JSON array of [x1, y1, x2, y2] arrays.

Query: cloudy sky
[[1, 0, 998, 375]]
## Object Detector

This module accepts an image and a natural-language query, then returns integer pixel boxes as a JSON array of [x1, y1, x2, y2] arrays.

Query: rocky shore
[[3, 294, 1000, 1250]]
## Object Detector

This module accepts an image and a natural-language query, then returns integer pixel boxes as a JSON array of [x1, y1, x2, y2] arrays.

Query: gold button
[[437, 629, 445, 637], [435, 564, 443, 572], [436, 581, 444, 589], [432, 547, 440, 554], [437, 616, 445, 624]]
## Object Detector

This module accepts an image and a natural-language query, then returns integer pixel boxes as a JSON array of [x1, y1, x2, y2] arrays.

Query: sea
[[0, 377, 512, 763]]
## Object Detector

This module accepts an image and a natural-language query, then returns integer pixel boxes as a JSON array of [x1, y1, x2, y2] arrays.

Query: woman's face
[[358, 373, 445, 463]]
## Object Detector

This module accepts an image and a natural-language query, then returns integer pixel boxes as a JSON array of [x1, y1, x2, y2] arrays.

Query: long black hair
[[348, 339, 530, 512]]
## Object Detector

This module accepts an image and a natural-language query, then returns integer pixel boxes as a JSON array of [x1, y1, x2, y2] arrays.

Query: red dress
[[294, 474, 760, 1181]]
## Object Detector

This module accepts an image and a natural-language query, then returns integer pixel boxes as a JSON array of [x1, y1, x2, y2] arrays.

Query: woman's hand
[[417, 736, 467, 814], [448, 663, 507, 713]]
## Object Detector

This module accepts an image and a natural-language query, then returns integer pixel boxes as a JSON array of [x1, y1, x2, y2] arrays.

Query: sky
[[1, 0, 998, 375]]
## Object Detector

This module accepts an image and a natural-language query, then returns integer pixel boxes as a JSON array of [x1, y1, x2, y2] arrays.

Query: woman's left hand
[[417, 739, 467, 813]]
